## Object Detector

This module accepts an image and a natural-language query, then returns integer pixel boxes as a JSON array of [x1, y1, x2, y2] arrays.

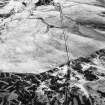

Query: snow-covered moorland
[[0, 0, 105, 105], [1, 0, 105, 73]]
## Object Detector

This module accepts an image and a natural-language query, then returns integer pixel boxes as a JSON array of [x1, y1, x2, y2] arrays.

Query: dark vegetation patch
[[35, 0, 53, 6], [84, 69, 99, 81]]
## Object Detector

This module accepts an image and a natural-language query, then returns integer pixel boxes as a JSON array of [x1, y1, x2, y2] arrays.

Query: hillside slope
[[0, 0, 105, 73], [0, 48, 105, 105]]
